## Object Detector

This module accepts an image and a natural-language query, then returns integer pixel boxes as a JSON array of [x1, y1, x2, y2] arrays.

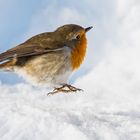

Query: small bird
[[0, 24, 92, 95]]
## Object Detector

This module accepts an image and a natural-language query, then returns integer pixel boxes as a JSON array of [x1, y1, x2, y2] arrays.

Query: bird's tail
[[0, 59, 16, 71]]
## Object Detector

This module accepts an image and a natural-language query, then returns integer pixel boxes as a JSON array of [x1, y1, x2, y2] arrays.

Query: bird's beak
[[85, 26, 93, 32]]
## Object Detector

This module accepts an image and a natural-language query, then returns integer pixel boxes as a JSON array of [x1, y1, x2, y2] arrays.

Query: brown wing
[[0, 32, 65, 62]]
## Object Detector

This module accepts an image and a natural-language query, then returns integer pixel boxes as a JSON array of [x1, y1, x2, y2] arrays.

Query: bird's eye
[[76, 35, 80, 40]]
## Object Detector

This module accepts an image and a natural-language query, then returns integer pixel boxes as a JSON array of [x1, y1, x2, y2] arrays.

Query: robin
[[0, 24, 92, 95]]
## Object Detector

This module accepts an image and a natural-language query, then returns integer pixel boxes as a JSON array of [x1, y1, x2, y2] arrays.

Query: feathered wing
[[0, 43, 64, 62], [0, 33, 65, 63]]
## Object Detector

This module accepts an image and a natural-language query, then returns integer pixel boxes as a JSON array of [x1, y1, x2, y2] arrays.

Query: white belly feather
[[14, 46, 73, 87]]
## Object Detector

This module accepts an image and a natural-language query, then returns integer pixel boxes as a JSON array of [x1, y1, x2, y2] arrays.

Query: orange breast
[[71, 34, 87, 70]]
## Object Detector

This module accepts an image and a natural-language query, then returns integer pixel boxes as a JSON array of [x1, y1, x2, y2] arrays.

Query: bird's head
[[54, 24, 92, 70], [54, 24, 92, 47]]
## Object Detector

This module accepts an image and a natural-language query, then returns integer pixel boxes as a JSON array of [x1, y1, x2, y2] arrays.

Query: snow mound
[[0, 44, 140, 140]]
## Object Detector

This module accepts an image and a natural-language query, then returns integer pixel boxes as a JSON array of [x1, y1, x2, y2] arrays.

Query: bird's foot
[[47, 84, 83, 96], [64, 84, 83, 92]]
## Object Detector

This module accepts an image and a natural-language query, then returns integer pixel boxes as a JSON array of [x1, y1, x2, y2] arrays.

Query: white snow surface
[[0, 44, 140, 140]]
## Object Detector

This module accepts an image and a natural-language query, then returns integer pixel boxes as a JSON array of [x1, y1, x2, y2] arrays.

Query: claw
[[65, 84, 83, 92], [47, 84, 83, 95]]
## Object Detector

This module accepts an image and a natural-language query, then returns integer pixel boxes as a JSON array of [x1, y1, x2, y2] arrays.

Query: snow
[[0, 43, 140, 140]]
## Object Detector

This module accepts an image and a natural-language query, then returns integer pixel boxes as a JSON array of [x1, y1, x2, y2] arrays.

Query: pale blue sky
[[0, 0, 121, 84], [0, 1, 43, 48]]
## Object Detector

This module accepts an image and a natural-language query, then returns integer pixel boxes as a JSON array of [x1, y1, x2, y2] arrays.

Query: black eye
[[76, 35, 80, 40]]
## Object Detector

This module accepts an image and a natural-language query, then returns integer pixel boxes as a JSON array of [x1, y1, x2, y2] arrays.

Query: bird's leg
[[47, 84, 83, 96]]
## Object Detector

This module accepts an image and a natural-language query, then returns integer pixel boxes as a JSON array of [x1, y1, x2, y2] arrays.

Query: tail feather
[[0, 59, 17, 71]]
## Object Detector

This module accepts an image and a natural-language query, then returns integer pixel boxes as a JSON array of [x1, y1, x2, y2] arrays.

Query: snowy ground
[[0, 44, 140, 140]]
